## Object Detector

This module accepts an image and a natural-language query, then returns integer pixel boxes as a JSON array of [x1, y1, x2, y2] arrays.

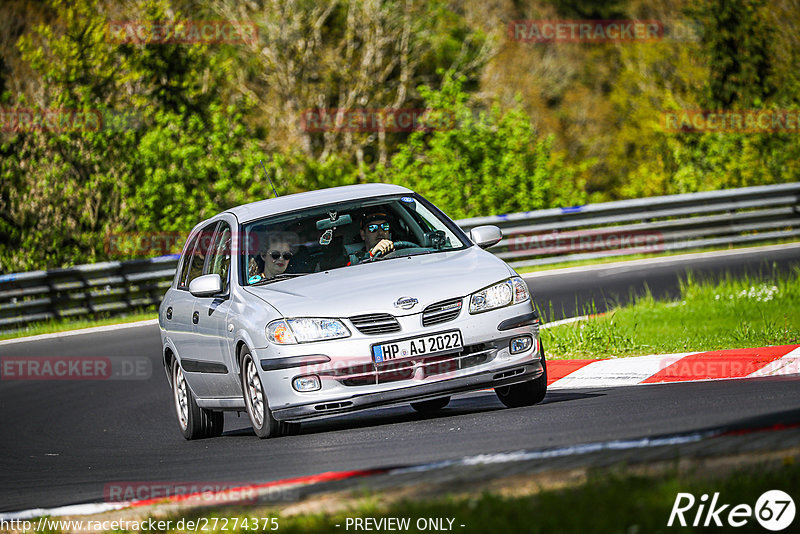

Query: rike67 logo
[[668, 490, 795, 531]]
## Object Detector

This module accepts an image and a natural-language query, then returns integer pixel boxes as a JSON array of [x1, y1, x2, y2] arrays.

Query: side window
[[206, 222, 232, 294], [182, 222, 218, 289], [176, 232, 199, 289]]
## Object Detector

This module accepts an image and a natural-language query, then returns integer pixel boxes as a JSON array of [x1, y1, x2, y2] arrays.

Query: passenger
[[350, 211, 395, 264], [248, 232, 297, 283]]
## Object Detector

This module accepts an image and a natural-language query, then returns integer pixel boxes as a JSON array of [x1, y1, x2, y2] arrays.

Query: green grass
[[86, 454, 800, 534], [0, 310, 158, 341], [541, 268, 800, 359], [278, 462, 799, 534]]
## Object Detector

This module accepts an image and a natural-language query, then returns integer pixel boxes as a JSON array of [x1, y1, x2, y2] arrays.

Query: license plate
[[371, 330, 463, 363]]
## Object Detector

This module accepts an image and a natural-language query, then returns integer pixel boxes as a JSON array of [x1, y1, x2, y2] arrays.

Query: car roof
[[225, 183, 413, 223]]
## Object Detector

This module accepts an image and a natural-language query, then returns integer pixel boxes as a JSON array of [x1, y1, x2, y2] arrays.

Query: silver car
[[159, 184, 546, 439]]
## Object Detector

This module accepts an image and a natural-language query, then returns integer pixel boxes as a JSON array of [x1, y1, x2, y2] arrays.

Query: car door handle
[[192, 311, 199, 324], [166, 307, 173, 320]]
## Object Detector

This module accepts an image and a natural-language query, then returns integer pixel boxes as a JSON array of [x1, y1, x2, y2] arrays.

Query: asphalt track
[[1, 244, 799, 513], [527, 244, 800, 320]]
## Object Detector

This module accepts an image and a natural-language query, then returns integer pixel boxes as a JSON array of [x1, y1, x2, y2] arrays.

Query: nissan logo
[[393, 296, 419, 310]]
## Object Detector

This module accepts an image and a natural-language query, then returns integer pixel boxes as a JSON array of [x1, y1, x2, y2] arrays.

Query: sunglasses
[[366, 222, 390, 233], [263, 250, 292, 261]]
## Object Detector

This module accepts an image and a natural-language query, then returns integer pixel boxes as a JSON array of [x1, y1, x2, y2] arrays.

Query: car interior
[[242, 198, 455, 281]]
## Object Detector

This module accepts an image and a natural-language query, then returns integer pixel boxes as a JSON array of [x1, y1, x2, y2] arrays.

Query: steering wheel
[[368, 241, 419, 261], [390, 240, 418, 251]]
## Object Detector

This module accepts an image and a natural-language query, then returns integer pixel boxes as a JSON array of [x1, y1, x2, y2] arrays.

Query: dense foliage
[[1, 0, 798, 270]]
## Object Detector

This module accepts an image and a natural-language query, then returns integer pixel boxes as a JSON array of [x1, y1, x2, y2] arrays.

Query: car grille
[[349, 313, 401, 335], [421, 297, 463, 327], [321, 344, 495, 387]]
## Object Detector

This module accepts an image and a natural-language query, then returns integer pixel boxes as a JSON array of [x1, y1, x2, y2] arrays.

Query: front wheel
[[241, 349, 281, 439], [172, 359, 224, 440], [495, 346, 547, 408]]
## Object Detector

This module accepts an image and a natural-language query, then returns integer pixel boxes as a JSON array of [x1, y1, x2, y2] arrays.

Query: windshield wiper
[[250, 273, 306, 286], [406, 249, 438, 257], [361, 248, 437, 263]]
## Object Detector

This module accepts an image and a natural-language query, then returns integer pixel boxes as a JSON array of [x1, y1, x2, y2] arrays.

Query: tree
[[0, 0, 265, 270], [213, 0, 491, 172], [378, 74, 578, 219], [689, 0, 775, 109]]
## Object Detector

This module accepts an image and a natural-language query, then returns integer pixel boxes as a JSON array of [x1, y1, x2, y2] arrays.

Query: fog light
[[292, 375, 321, 392], [509, 335, 533, 355]]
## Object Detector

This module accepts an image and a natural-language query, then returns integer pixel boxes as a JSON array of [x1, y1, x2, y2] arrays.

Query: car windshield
[[240, 194, 468, 285]]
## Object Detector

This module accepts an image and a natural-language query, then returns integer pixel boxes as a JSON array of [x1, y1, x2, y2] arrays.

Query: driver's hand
[[370, 239, 394, 257]]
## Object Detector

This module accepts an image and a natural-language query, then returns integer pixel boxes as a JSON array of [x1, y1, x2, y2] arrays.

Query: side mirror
[[469, 225, 503, 249], [189, 274, 223, 297]]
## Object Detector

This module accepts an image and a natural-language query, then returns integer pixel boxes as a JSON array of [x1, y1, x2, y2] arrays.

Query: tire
[[172, 359, 224, 440], [410, 396, 450, 413], [241, 349, 281, 439], [207, 410, 225, 437], [282, 422, 302, 436], [495, 345, 548, 408]]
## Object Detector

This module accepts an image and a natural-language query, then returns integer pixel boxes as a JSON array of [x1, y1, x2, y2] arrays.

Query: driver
[[350, 211, 395, 263]]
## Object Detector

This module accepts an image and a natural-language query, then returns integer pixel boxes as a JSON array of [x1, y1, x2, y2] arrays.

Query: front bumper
[[253, 304, 542, 422], [271, 360, 544, 421]]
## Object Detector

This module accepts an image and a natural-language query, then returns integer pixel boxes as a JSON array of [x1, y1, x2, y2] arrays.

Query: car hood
[[242, 247, 515, 318]]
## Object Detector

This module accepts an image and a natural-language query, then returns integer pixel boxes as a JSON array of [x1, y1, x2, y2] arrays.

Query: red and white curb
[[547, 345, 800, 389], [0, 469, 388, 520]]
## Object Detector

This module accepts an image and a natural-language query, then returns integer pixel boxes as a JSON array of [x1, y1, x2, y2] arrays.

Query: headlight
[[267, 320, 297, 344], [469, 277, 530, 314], [267, 318, 351, 344]]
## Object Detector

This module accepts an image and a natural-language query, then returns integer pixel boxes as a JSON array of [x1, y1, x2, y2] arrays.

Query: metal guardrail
[[1, 183, 798, 329], [0, 257, 177, 329], [458, 182, 800, 268]]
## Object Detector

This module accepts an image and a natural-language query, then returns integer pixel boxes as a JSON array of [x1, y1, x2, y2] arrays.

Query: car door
[[189, 218, 241, 398], [165, 223, 209, 360], [166, 222, 217, 393]]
